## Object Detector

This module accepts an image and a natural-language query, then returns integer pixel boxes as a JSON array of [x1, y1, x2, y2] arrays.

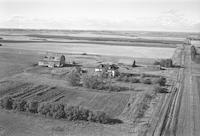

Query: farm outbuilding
[[38, 53, 65, 68]]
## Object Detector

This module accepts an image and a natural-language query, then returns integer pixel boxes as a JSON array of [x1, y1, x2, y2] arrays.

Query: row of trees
[[0, 97, 112, 124], [117, 75, 166, 86]]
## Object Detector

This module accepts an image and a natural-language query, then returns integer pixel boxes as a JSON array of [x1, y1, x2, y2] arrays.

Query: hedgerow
[[0, 96, 113, 124]]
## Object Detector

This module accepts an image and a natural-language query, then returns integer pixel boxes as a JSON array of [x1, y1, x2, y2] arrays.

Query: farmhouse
[[95, 64, 119, 77], [38, 53, 65, 68]]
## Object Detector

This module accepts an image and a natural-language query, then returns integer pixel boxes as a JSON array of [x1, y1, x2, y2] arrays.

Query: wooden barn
[[38, 53, 65, 68]]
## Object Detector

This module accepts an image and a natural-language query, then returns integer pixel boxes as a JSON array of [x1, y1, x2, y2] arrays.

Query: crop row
[[0, 82, 33, 97]]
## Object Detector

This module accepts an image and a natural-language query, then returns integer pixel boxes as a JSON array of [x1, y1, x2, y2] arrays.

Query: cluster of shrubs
[[67, 70, 130, 92], [82, 74, 105, 89], [117, 74, 166, 86], [0, 97, 39, 113], [153, 85, 168, 93], [0, 97, 112, 124], [67, 68, 81, 86], [117, 75, 140, 83], [106, 85, 130, 92], [67, 68, 166, 92], [82, 74, 130, 92], [154, 59, 173, 67]]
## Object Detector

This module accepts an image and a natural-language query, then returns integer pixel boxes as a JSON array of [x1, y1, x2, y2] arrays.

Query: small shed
[[38, 53, 65, 68]]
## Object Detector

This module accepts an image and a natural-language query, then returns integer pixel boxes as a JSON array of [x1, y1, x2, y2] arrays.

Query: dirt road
[[160, 44, 200, 136], [148, 43, 200, 136], [175, 45, 199, 136]]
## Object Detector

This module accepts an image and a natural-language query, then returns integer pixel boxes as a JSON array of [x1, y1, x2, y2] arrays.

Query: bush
[[12, 99, 27, 111], [64, 105, 89, 121], [95, 111, 109, 123], [64, 105, 75, 120], [153, 85, 168, 93], [152, 77, 166, 86], [26, 100, 39, 113], [117, 76, 140, 83], [67, 68, 81, 86], [51, 103, 65, 119], [87, 110, 109, 123], [0, 96, 13, 110], [130, 77, 140, 83], [160, 59, 173, 67], [154, 59, 173, 67], [38, 103, 52, 117], [140, 78, 152, 84], [107, 85, 126, 92], [82, 74, 105, 89], [77, 106, 89, 120], [64, 105, 110, 123]]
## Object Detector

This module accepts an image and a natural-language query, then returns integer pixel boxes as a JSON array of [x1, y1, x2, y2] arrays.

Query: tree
[[26, 100, 39, 113], [82, 74, 105, 89], [132, 60, 136, 67], [12, 99, 27, 111], [67, 68, 81, 86], [0, 96, 13, 110], [51, 104, 65, 119]]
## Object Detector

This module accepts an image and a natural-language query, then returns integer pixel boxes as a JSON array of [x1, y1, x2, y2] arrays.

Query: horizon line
[[0, 27, 199, 34]]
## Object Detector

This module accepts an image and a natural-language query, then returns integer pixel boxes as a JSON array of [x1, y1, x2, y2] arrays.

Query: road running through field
[[161, 44, 200, 136], [149, 43, 200, 136]]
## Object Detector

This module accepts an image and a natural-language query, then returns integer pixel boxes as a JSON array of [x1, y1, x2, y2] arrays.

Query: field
[[0, 29, 197, 136]]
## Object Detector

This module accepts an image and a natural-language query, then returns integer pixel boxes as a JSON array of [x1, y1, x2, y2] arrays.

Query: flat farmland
[[0, 48, 39, 79], [0, 29, 186, 136], [2, 42, 175, 58], [0, 80, 130, 119]]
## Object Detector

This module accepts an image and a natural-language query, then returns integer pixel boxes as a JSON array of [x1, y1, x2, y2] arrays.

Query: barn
[[38, 53, 65, 68]]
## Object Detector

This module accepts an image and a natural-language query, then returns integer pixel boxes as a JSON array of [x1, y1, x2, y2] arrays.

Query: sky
[[0, 0, 200, 32]]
